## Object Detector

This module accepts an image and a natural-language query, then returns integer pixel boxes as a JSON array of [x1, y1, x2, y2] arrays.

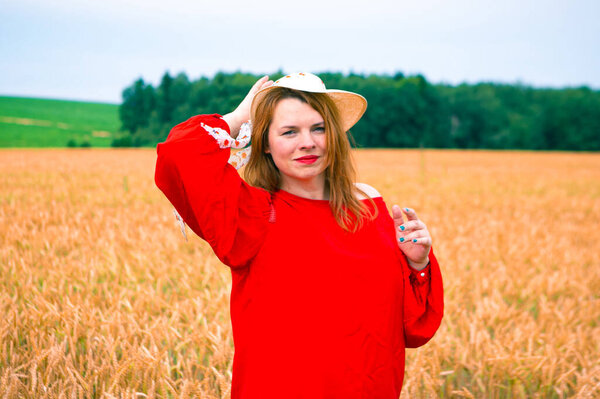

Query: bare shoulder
[[354, 182, 382, 199]]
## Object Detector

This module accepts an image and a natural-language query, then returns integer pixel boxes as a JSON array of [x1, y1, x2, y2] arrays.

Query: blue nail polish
[[405, 208, 410, 212], [399, 237, 404, 242], [400, 225, 405, 231], [413, 239, 417, 243]]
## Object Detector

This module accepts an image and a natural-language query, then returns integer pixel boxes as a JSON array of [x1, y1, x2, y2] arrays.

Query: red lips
[[295, 155, 319, 164]]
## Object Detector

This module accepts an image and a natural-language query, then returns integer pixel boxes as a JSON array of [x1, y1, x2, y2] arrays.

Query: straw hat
[[250, 72, 367, 132]]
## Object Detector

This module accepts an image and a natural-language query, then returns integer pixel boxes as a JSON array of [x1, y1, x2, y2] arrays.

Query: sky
[[1, 0, 599, 104]]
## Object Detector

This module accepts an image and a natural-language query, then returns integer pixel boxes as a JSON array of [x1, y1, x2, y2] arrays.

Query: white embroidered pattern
[[228, 147, 252, 170], [173, 209, 187, 242], [201, 120, 252, 170], [201, 122, 251, 150]]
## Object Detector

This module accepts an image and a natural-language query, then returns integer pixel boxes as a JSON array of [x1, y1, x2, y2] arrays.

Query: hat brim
[[250, 87, 367, 133]]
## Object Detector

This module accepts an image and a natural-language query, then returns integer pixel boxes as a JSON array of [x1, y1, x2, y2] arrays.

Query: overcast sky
[[1, 0, 598, 103]]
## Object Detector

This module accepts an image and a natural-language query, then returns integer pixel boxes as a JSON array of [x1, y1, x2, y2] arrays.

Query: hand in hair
[[393, 205, 432, 270], [223, 76, 273, 138]]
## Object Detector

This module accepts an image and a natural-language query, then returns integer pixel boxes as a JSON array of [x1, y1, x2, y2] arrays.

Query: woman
[[155, 72, 443, 398]]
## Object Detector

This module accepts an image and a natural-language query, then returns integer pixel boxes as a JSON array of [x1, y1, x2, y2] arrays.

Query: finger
[[250, 76, 270, 94], [399, 236, 431, 246], [260, 80, 274, 90], [402, 207, 419, 222], [398, 229, 424, 242], [398, 228, 417, 243], [392, 205, 405, 228], [409, 236, 432, 246], [256, 75, 269, 86], [398, 220, 426, 233], [399, 231, 432, 246]]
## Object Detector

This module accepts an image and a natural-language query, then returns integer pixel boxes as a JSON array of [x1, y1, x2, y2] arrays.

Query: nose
[[298, 130, 316, 150]]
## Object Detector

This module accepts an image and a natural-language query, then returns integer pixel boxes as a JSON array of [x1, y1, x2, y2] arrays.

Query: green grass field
[[0, 97, 120, 147]]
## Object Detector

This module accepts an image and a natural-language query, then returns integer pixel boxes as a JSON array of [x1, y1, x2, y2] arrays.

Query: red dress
[[155, 114, 444, 399]]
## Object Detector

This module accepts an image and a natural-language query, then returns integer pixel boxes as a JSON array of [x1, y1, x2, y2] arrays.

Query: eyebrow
[[279, 122, 325, 129]]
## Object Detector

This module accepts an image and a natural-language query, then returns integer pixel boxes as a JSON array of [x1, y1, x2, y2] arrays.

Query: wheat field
[[1, 148, 599, 398]]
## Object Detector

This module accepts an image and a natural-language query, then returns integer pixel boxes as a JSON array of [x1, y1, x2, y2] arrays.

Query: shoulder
[[354, 182, 382, 199]]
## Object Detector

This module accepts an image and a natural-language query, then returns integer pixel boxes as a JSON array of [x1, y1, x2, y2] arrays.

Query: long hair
[[244, 87, 377, 232]]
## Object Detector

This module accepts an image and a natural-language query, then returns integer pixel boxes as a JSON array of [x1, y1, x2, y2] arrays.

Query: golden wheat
[[0, 148, 598, 398]]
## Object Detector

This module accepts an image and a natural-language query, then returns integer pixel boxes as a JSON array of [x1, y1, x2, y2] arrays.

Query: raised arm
[[154, 77, 274, 268], [222, 76, 273, 138]]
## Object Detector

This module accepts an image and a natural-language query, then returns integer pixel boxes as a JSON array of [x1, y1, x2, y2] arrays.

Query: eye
[[282, 130, 295, 136], [313, 126, 325, 133]]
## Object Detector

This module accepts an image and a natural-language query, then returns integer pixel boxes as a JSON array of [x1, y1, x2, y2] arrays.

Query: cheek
[[318, 135, 329, 166], [317, 134, 327, 149], [269, 141, 290, 162]]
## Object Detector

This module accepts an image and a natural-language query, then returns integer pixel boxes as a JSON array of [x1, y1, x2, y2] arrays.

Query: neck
[[281, 177, 329, 200]]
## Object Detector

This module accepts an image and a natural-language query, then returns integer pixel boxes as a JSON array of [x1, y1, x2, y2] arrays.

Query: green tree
[[119, 78, 156, 134], [116, 71, 600, 151], [157, 72, 175, 124]]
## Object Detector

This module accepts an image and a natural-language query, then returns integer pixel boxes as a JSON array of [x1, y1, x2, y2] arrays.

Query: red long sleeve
[[154, 114, 272, 268], [402, 250, 444, 348]]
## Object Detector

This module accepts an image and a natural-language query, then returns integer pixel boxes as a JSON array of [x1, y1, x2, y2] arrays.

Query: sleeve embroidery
[[200, 121, 251, 150], [200, 120, 253, 170], [229, 147, 252, 170], [173, 208, 187, 242]]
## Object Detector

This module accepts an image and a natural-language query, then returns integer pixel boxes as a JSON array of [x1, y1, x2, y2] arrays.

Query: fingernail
[[405, 208, 410, 212], [400, 225, 405, 231], [412, 239, 418, 243], [399, 237, 405, 242]]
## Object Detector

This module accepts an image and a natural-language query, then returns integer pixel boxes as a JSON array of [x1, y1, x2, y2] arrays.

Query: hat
[[250, 72, 367, 132]]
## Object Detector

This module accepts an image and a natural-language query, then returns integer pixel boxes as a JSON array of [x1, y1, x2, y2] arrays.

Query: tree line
[[115, 71, 600, 151]]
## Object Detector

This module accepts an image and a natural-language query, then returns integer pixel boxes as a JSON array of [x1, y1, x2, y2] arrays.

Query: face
[[266, 97, 327, 192]]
